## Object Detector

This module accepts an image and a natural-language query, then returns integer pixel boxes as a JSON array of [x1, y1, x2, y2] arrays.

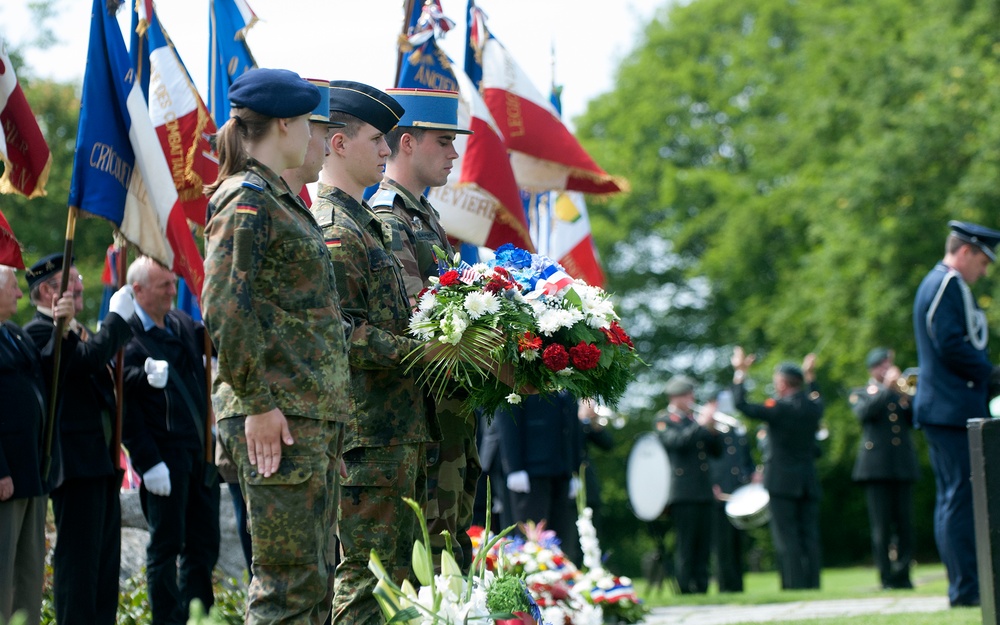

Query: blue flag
[[69, 0, 177, 267], [208, 0, 257, 126]]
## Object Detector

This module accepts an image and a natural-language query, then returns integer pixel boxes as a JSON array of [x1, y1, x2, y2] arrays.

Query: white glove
[[109, 285, 135, 319], [142, 461, 171, 497], [568, 476, 581, 499], [507, 470, 531, 494], [144, 358, 169, 389]]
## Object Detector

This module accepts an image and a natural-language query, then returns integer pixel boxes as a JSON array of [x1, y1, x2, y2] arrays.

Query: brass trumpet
[[891, 367, 919, 396], [693, 403, 746, 434]]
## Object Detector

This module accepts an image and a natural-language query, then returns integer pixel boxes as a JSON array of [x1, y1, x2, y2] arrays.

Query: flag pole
[[42, 205, 78, 481], [204, 321, 214, 465], [112, 240, 127, 473], [395, 0, 418, 87]]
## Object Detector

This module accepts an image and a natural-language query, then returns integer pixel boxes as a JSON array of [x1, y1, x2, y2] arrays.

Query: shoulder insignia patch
[[325, 237, 341, 250], [235, 205, 258, 216], [240, 180, 265, 192]]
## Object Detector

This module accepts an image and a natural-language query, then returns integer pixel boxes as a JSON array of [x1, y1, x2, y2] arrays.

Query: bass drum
[[725, 483, 771, 530], [626, 432, 672, 521]]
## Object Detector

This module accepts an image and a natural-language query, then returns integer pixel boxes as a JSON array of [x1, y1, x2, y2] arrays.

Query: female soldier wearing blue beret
[[202, 68, 351, 624]]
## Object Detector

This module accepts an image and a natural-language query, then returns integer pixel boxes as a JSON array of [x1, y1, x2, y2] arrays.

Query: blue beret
[[26, 253, 74, 290], [229, 68, 321, 119], [328, 81, 404, 134], [949, 220, 1000, 262], [385, 88, 472, 134], [865, 347, 891, 370], [305, 78, 346, 128], [776, 362, 804, 384]]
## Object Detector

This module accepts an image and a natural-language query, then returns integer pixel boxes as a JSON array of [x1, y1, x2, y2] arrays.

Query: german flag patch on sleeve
[[326, 237, 341, 250], [235, 205, 258, 216]]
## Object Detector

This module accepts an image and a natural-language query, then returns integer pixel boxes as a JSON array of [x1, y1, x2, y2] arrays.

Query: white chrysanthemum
[[409, 311, 436, 341], [536, 308, 564, 336], [463, 291, 500, 320], [557, 367, 575, 377], [418, 291, 438, 312], [529, 299, 548, 318], [471, 262, 490, 277], [520, 349, 539, 362], [506, 393, 522, 405]]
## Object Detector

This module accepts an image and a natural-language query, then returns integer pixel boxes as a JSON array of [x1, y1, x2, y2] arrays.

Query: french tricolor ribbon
[[526, 263, 574, 299]]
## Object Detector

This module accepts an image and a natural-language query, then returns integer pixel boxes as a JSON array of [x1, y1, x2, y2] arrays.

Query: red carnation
[[439, 270, 460, 286], [484, 279, 505, 294], [542, 344, 569, 371], [569, 341, 601, 371]]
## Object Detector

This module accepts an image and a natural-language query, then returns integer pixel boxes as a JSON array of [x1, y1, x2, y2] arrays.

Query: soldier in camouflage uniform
[[371, 88, 481, 571], [315, 81, 439, 625], [202, 69, 351, 625]]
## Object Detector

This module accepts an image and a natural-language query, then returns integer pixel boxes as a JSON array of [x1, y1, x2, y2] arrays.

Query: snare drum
[[626, 432, 672, 521], [725, 483, 770, 530]]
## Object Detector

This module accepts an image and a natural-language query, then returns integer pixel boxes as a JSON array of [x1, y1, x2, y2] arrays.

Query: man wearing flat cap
[[311, 81, 439, 624], [731, 347, 823, 589], [849, 347, 917, 591], [653, 375, 722, 594], [371, 88, 480, 571], [22, 254, 135, 625], [912, 219, 1000, 607]]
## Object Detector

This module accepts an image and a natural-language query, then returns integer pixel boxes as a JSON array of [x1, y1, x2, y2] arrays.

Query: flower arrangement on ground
[[368, 492, 544, 624], [406, 244, 641, 416]]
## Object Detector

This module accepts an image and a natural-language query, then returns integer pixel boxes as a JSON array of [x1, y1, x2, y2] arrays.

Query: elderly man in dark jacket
[[0, 264, 78, 625], [731, 347, 823, 590], [23, 254, 135, 625], [122, 256, 218, 625]]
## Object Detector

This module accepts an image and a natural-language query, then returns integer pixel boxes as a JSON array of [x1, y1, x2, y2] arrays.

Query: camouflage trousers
[[425, 399, 481, 572], [219, 416, 343, 625], [334, 442, 427, 625]]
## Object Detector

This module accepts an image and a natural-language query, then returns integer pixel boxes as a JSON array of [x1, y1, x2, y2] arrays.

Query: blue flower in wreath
[[495, 244, 532, 269]]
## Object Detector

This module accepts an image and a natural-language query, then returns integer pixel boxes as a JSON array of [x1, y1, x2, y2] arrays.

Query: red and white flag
[[475, 32, 623, 195], [132, 1, 217, 298], [0, 209, 24, 269], [427, 65, 534, 252], [528, 190, 605, 288], [0, 35, 52, 198]]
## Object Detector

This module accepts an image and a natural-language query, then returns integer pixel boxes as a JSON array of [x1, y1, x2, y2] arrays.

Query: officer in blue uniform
[[912, 220, 1000, 608]]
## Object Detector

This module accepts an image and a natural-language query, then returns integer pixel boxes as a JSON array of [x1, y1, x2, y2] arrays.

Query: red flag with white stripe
[[475, 32, 623, 195], [133, 1, 217, 298], [426, 65, 534, 252], [0, 209, 24, 269], [0, 36, 52, 199]]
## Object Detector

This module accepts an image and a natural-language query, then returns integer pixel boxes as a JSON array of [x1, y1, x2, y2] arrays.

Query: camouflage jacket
[[311, 183, 436, 450], [371, 178, 453, 298], [202, 160, 350, 422]]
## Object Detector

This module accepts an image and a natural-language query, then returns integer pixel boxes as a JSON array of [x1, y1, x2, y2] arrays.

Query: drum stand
[[641, 518, 680, 595]]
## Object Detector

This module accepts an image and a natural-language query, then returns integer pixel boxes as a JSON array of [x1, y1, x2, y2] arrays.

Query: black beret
[[328, 80, 404, 134], [949, 220, 1000, 262], [776, 362, 804, 384], [229, 68, 321, 119], [665, 374, 696, 397], [865, 347, 891, 370], [26, 253, 73, 291]]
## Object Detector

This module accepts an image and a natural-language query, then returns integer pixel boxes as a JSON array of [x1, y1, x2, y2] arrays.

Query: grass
[[636, 563, 951, 606], [632, 563, 983, 625]]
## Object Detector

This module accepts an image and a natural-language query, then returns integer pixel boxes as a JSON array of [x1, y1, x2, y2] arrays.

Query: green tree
[[577, 0, 1000, 570]]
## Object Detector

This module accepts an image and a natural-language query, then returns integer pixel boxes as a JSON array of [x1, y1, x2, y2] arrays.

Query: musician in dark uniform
[[731, 347, 823, 590], [912, 220, 1000, 607], [655, 375, 723, 594], [849, 347, 918, 591], [22, 254, 135, 625], [708, 390, 755, 593]]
